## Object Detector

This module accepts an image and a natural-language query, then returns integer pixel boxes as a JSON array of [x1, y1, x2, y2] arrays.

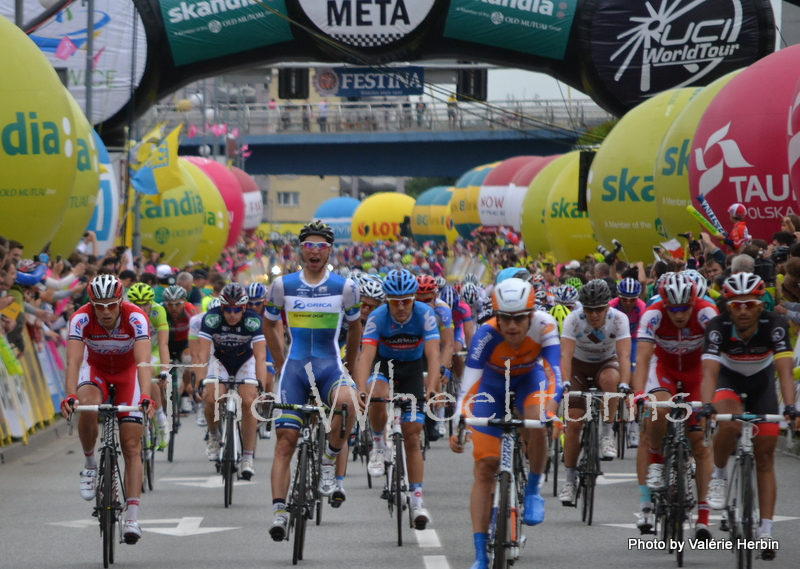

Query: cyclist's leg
[[76, 364, 106, 461], [271, 360, 306, 503], [111, 369, 144, 522], [746, 376, 781, 527], [366, 359, 391, 451], [596, 357, 621, 452], [233, 357, 260, 456], [203, 357, 230, 435], [515, 366, 549, 524]]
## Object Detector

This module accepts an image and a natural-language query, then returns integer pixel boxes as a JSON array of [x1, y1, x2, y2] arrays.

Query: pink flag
[[230, 127, 239, 139], [92, 46, 105, 69], [240, 143, 252, 158], [210, 124, 222, 137], [219, 123, 228, 135], [55, 36, 78, 60], [188, 124, 197, 139]]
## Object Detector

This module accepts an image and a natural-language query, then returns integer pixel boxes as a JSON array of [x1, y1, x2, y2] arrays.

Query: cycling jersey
[[166, 301, 199, 345], [265, 270, 360, 360], [198, 307, 265, 375], [69, 302, 150, 375], [188, 312, 204, 341], [702, 311, 792, 375], [142, 303, 169, 353], [637, 298, 718, 371], [561, 307, 630, 363], [609, 297, 646, 339], [362, 301, 440, 361], [432, 298, 454, 333], [452, 300, 472, 329]]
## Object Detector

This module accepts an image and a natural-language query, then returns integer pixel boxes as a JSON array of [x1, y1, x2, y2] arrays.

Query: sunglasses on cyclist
[[728, 300, 763, 310], [223, 306, 244, 314], [248, 301, 264, 307], [301, 242, 332, 251], [387, 296, 415, 307], [362, 301, 381, 312], [91, 299, 121, 311], [666, 304, 692, 313], [165, 301, 184, 309], [497, 312, 531, 324], [415, 294, 436, 303], [582, 305, 607, 314]]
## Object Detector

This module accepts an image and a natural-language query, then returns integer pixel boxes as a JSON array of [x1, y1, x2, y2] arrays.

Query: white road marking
[[423, 555, 451, 569], [143, 516, 239, 536], [414, 529, 442, 548], [161, 476, 255, 488]]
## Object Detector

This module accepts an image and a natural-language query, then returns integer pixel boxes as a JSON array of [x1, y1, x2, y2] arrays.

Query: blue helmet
[[496, 267, 520, 284], [246, 282, 268, 301], [439, 285, 460, 310], [461, 282, 480, 305], [383, 269, 418, 296], [617, 278, 641, 298], [553, 285, 579, 306]]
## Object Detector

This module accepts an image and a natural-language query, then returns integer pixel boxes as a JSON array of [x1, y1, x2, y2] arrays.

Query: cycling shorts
[[469, 364, 548, 461], [77, 363, 142, 424], [714, 365, 779, 437], [644, 355, 702, 431], [368, 357, 425, 424], [454, 325, 465, 347], [277, 357, 355, 430], [568, 356, 619, 411]]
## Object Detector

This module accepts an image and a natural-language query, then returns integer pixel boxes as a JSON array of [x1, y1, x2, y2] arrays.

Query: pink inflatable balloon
[[690, 45, 800, 242], [230, 166, 263, 233], [788, 73, 800, 199], [184, 157, 245, 247], [479, 156, 539, 228]]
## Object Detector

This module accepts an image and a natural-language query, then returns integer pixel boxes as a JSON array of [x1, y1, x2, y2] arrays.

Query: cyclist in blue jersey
[[265, 222, 361, 541], [195, 283, 269, 480], [354, 269, 441, 530], [246, 282, 279, 389]]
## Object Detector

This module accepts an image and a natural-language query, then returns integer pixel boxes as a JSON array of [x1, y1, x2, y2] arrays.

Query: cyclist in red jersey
[[632, 273, 718, 539], [60, 275, 155, 544], [163, 285, 199, 411]]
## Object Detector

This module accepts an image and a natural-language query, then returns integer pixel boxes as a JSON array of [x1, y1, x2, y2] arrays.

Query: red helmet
[[728, 203, 746, 220], [88, 275, 123, 301], [416, 274, 438, 294]]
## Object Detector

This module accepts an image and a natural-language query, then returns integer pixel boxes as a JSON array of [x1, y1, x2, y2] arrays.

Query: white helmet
[[492, 278, 535, 314], [658, 273, 695, 306]]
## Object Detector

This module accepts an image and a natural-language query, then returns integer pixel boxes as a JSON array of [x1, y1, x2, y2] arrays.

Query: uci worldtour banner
[[17, 0, 774, 140]]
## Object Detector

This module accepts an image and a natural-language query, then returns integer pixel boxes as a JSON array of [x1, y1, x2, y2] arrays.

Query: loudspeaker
[[456, 68, 487, 102], [278, 68, 309, 100], [577, 151, 596, 212]]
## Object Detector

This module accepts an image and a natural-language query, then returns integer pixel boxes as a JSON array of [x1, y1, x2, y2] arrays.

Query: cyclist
[[698, 273, 797, 554], [441, 285, 473, 379], [355, 269, 440, 530], [128, 282, 171, 449], [265, 222, 361, 540], [196, 283, 269, 480], [559, 279, 632, 506], [188, 297, 221, 427], [632, 273, 718, 538], [246, 282, 278, 404], [359, 276, 386, 323], [163, 285, 199, 414], [60, 275, 155, 544], [450, 278, 562, 569]]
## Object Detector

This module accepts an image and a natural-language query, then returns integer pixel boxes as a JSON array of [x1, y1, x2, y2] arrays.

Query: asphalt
[[2, 416, 799, 569]]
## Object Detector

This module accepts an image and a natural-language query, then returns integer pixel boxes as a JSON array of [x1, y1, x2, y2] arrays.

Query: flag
[[131, 125, 183, 200], [659, 238, 684, 260], [55, 36, 77, 60], [188, 124, 197, 138], [230, 127, 239, 138]]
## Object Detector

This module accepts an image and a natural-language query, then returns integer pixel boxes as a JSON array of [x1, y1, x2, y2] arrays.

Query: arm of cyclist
[[134, 339, 155, 419], [61, 338, 85, 417], [540, 343, 563, 415], [559, 336, 575, 393], [344, 317, 362, 376], [157, 328, 170, 377], [424, 337, 441, 400], [354, 342, 378, 412], [194, 337, 212, 389], [698, 357, 721, 428], [263, 318, 285, 376], [631, 339, 654, 394], [775, 352, 799, 426], [616, 336, 632, 389], [463, 319, 474, 351], [438, 325, 455, 373], [252, 339, 271, 395]]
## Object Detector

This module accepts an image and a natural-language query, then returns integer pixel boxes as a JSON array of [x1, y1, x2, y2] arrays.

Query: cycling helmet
[[383, 269, 418, 296], [496, 267, 521, 284], [359, 277, 386, 302], [565, 277, 583, 290], [682, 270, 708, 301], [434, 276, 447, 290], [208, 298, 222, 310], [617, 278, 642, 298], [128, 283, 155, 304], [439, 286, 460, 310], [530, 273, 544, 285], [416, 275, 438, 294], [162, 285, 188, 302], [17, 259, 37, 274], [722, 272, 765, 298], [535, 289, 548, 304], [246, 282, 268, 301], [463, 274, 480, 285], [461, 282, 480, 305], [658, 273, 695, 306], [578, 279, 612, 307], [88, 274, 123, 301], [299, 220, 334, 244], [492, 278, 535, 314], [728, 203, 746, 220], [220, 282, 249, 306], [553, 285, 579, 307], [549, 304, 571, 334]]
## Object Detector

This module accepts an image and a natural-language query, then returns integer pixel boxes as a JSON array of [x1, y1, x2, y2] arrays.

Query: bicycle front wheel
[[168, 375, 179, 462], [674, 450, 686, 567], [223, 413, 235, 508], [146, 419, 156, 491], [738, 455, 755, 569], [583, 423, 598, 526], [101, 447, 114, 568], [315, 420, 325, 526], [394, 433, 405, 546], [492, 471, 511, 569], [292, 444, 308, 565]]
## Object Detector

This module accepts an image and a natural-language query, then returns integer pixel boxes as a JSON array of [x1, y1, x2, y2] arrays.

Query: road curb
[[0, 420, 66, 465]]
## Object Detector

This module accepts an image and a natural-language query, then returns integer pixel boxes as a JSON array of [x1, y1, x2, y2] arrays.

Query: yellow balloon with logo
[[587, 88, 699, 262], [429, 187, 460, 245], [543, 151, 597, 261], [0, 16, 77, 253], [352, 192, 416, 242], [181, 158, 230, 265], [451, 162, 497, 239], [139, 161, 205, 266], [654, 71, 742, 239], [50, 91, 100, 258], [520, 154, 573, 257], [411, 186, 439, 243]]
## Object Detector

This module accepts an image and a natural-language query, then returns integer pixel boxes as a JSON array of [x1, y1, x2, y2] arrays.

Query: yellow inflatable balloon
[[544, 152, 597, 261], [587, 89, 699, 262], [654, 71, 742, 240], [139, 161, 205, 266], [181, 159, 230, 265], [411, 186, 440, 243], [451, 163, 497, 239], [520, 154, 572, 257], [50, 91, 100, 258], [0, 16, 77, 253], [352, 192, 416, 242], [429, 187, 460, 245]]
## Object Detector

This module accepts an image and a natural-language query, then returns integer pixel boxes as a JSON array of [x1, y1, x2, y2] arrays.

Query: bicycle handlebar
[[714, 414, 784, 422], [74, 405, 141, 412], [271, 402, 346, 415], [201, 377, 261, 387], [465, 417, 546, 429], [646, 401, 703, 409]]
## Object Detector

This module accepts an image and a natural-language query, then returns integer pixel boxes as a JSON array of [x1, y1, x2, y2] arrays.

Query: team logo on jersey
[[244, 317, 260, 331], [364, 318, 377, 336], [424, 312, 437, 332], [205, 314, 221, 329], [771, 327, 785, 342], [541, 323, 555, 335], [708, 330, 722, 344]]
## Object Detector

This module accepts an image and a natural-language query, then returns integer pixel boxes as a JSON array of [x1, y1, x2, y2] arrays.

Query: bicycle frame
[[567, 386, 605, 525]]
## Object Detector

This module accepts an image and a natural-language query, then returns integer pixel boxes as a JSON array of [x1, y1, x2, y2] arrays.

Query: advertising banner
[[314, 66, 424, 98], [444, 0, 578, 60], [159, 0, 293, 66]]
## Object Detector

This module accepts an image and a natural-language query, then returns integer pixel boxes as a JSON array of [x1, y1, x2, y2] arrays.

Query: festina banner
[[313, 66, 424, 97]]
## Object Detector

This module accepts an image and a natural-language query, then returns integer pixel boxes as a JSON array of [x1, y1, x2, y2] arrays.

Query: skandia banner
[[159, 0, 293, 66], [581, 0, 773, 114], [297, 0, 437, 48], [443, 0, 578, 60], [313, 66, 424, 97]]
